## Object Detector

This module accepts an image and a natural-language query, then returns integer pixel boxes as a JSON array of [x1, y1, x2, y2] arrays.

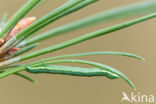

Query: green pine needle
[[29, 51, 144, 66], [0, 0, 155, 90]]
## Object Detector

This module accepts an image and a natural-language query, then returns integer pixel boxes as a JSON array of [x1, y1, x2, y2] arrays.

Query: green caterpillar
[[26, 65, 119, 79]]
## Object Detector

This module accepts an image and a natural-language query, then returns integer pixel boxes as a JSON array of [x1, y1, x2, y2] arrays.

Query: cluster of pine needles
[[0, 0, 156, 90]]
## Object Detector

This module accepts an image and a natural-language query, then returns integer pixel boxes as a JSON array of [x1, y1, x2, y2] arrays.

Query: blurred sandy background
[[0, 0, 156, 104]]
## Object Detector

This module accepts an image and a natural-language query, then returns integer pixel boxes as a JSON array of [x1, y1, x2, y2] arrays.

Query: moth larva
[[26, 65, 119, 79]]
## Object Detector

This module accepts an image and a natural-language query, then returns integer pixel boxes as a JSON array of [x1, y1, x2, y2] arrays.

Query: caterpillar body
[[26, 65, 119, 79]]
